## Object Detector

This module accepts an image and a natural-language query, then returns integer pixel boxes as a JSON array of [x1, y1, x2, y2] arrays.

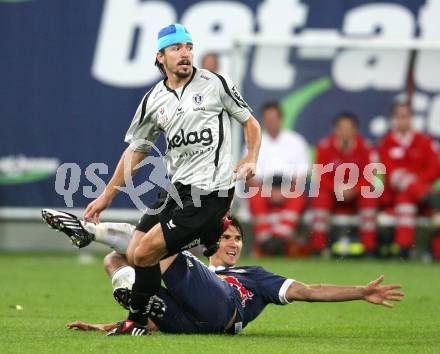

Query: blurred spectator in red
[[201, 52, 219, 72], [378, 101, 440, 259], [310, 113, 378, 255], [247, 102, 310, 256]]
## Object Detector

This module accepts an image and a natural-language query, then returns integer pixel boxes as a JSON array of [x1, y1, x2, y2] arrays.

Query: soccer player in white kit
[[82, 23, 261, 335]]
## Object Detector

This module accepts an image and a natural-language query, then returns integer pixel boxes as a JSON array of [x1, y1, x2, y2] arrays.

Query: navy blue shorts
[[151, 252, 237, 334]]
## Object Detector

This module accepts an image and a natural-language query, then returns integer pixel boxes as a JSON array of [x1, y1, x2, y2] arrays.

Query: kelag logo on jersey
[[167, 128, 213, 149]]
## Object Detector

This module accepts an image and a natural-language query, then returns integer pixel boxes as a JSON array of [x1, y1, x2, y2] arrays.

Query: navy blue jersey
[[152, 253, 294, 334], [214, 266, 294, 329]]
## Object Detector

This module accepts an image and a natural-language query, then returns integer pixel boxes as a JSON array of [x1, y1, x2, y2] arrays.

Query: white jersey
[[255, 131, 310, 180], [125, 68, 251, 191]]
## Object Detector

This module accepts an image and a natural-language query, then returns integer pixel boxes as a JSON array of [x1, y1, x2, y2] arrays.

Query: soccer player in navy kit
[[79, 23, 261, 335], [52, 217, 404, 336]]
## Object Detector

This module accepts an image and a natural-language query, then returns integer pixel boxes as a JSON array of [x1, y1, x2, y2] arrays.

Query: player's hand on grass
[[67, 320, 117, 332], [362, 275, 404, 308], [234, 157, 256, 181], [83, 194, 112, 224]]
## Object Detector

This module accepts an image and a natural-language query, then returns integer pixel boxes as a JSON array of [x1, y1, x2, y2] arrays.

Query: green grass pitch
[[1, 253, 439, 353]]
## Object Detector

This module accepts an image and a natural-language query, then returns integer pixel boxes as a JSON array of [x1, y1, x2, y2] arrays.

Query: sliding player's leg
[[103, 250, 235, 334], [103, 251, 135, 309], [41, 209, 134, 253], [104, 249, 231, 335]]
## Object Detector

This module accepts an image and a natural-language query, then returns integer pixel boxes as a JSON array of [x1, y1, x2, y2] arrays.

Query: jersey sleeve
[[256, 267, 295, 305], [124, 91, 161, 153], [215, 74, 252, 124]]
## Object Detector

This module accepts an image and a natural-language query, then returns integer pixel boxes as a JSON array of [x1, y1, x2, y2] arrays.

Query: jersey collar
[[209, 265, 233, 272], [163, 67, 197, 100]]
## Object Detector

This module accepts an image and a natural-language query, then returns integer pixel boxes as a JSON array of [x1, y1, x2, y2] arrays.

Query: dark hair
[[229, 216, 244, 242], [333, 112, 359, 127], [203, 215, 245, 257], [390, 100, 412, 116], [155, 49, 166, 77], [261, 101, 282, 118]]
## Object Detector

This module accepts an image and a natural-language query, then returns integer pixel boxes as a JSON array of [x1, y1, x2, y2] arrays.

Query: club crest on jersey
[[192, 93, 203, 106], [158, 106, 170, 125]]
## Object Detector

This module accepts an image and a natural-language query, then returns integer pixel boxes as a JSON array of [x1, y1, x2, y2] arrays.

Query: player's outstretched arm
[[286, 275, 404, 308], [83, 147, 146, 224], [235, 115, 261, 181], [67, 320, 118, 332], [67, 320, 159, 332]]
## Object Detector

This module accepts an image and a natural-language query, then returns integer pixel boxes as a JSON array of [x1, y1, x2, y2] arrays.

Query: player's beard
[[175, 69, 192, 79], [174, 59, 192, 78]]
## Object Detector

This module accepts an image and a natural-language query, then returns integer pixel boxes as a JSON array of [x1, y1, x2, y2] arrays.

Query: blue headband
[[157, 23, 193, 51]]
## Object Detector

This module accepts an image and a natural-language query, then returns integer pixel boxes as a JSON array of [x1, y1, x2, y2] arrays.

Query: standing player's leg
[[123, 224, 167, 326], [122, 186, 234, 330]]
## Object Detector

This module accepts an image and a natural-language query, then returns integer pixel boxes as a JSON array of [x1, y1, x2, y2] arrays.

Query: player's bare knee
[[103, 251, 126, 276], [103, 252, 113, 271], [133, 237, 163, 266], [133, 247, 160, 267], [126, 248, 135, 265], [126, 231, 143, 263]]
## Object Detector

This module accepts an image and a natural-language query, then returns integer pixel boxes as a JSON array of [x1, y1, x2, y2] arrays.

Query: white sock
[[81, 222, 135, 254], [111, 266, 135, 291], [82, 222, 97, 235]]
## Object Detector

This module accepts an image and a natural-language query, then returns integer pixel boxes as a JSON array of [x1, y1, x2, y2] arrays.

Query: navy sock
[[128, 264, 161, 323]]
